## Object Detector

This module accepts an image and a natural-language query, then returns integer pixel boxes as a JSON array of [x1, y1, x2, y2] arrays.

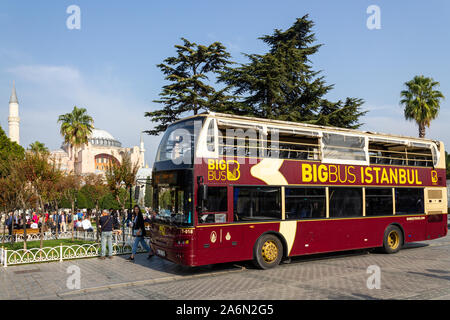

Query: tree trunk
[[54, 210, 59, 241], [418, 122, 426, 138], [22, 211, 27, 251], [95, 202, 100, 243], [71, 200, 75, 242], [120, 209, 125, 246], [10, 212, 15, 245], [39, 198, 45, 249], [39, 212, 45, 249], [2, 213, 5, 245]]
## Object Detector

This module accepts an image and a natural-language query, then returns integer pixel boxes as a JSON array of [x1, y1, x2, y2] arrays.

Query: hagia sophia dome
[[87, 128, 122, 148]]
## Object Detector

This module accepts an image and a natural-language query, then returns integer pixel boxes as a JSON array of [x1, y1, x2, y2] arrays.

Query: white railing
[[0, 239, 151, 267], [0, 229, 146, 244]]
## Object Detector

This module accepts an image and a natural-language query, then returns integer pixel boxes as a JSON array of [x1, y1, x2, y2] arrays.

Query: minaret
[[8, 81, 20, 145], [140, 131, 145, 167]]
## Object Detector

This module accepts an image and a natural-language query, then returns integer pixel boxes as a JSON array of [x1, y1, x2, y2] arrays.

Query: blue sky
[[0, 0, 449, 166]]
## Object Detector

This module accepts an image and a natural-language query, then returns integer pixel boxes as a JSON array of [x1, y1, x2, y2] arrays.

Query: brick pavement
[[1, 234, 449, 300]]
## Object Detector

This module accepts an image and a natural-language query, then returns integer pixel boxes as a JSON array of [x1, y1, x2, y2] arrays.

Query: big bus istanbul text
[[301, 163, 423, 185]]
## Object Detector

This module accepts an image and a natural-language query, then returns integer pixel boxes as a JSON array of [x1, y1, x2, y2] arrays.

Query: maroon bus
[[149, 112, 448, 269]]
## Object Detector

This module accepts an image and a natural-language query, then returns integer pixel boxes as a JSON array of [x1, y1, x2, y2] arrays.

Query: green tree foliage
[[145, 38, 232, 135], [99, 192, 120, 210], [105, 152, 140, 210], [28, 141, 49, 154], [0, 124, 25, 177], [219, 15, 367, 128], [76, 190, 90, 209], [400, 75, 445, 138], [82, 173, 108, 211]]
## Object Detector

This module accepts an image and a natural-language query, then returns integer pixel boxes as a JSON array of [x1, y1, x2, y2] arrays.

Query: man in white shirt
[[60, 213, 67, 232], [82, 217, 93, 232]]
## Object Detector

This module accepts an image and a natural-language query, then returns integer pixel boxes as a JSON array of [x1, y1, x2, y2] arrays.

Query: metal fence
[[0, 230, 151, 267], [0, 228, 150, 243]]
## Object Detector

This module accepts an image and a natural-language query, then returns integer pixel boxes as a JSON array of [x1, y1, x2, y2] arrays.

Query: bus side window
[[198, 186, 228, 224], [285, 187, 326, 220], [395, 188, 424, 214], [329, 187, 362, 218], [233, 187, 281, 221]]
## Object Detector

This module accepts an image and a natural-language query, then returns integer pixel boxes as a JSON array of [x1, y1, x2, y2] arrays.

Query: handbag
[[133, 228, 142, 237]]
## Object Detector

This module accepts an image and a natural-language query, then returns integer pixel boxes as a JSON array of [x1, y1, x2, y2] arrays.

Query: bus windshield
[[155, 119, 198, 165], [155, 185, 193, 226]]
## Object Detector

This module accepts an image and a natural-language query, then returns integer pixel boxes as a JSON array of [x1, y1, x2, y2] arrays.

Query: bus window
[[322, 133, 367, 164], [285, 187, 326, 219], [368, 140, 434, 168], [365, 188, 393, 216], [198, 186, 228, 224], [329, 187, 362, 218], [395, 188, 424, 214], [206, 120, 215, 152], [233, 187, 281, 221]]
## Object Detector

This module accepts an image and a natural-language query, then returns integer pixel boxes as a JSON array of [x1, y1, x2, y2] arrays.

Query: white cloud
[[8, 65, 82, 84]]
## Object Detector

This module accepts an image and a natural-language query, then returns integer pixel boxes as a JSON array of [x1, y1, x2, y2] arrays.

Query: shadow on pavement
[[114, 252, 244, 277], [111, 240, 433, 275], [402, 242, 429, 250]]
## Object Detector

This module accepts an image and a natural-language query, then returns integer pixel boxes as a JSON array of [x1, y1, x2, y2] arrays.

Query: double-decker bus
[[149, 112, 448, 269]]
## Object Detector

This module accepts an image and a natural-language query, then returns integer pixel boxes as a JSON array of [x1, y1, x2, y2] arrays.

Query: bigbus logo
[[207, 159, 240, 181], [431, 170, 438, 184]]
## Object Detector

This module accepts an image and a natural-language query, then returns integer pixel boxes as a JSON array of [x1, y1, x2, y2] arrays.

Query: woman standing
[[127, 205, 154, 261]]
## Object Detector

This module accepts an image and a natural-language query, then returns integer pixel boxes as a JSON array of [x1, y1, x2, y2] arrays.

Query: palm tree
[[57, 106, 94, 172], [28, 141, 49, 154], [400, 75, 445, 138]]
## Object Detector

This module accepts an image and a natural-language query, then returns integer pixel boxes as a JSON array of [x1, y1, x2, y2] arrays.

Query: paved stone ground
[[1, 232, 449, 300]]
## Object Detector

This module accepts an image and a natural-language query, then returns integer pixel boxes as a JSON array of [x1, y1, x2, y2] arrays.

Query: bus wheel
[[382, 225, 403, 254], [253, 234, 283, 269]]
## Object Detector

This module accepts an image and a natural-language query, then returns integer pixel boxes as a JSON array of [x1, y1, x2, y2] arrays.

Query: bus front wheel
[[382, 225, 403, 254], [253, 234, 283, 269]]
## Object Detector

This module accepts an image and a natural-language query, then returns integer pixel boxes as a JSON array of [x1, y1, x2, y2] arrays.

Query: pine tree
[[219, 15, 367, 128], [311, 98, 366, 129], [145, 38, 232, 135]]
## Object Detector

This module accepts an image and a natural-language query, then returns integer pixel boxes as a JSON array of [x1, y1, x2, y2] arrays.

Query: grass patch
[[1, 239, 96, 251]]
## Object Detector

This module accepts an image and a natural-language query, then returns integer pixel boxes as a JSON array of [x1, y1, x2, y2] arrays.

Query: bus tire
[[253, 234, 283, 269], [382, 225, 403, 254]]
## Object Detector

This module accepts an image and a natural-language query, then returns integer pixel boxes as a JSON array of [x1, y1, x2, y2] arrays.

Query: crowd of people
[[3, 207, 156, 237], [2, 206, 157, 262]]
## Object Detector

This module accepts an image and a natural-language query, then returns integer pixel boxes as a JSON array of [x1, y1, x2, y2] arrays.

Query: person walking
[[60, 212, 67, 233], [127, 205, 154, 262], [99, 209, 114, 260], [6, 212, 13, 236], [54, 211, 60, 233]]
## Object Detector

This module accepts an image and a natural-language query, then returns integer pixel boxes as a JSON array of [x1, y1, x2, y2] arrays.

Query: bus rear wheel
[[382, 225, 403, 254], [253, 234, 283, 269]]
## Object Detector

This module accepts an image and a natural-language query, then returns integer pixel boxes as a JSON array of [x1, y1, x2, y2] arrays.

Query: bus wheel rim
[[388, 230, 399, 249], [261, 240, 278, 263]]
